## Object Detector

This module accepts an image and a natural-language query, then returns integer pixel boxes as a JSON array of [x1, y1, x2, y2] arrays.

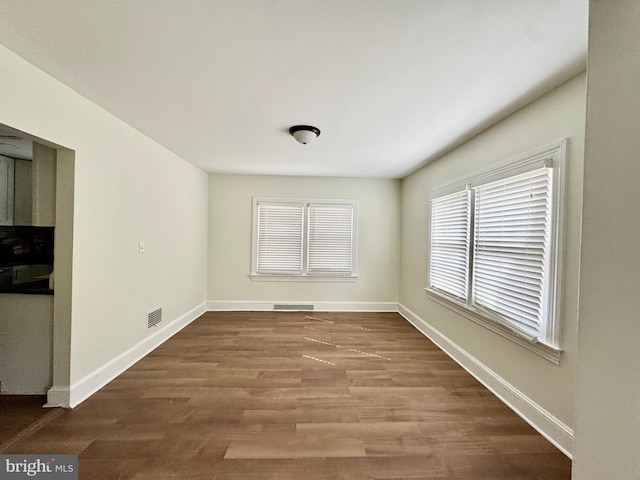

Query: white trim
[[250, 274, 358, 282], [398, 303, 573, 458], [425, 288, 563, 364], [426, 138, 568, 351], [430, 138, 568, 198], [545, 139, 567, 348], [45, 302, 206, 408], [251, 197, 359, 279], [44, 386, 70, 408], [205, 300, 398, 312]]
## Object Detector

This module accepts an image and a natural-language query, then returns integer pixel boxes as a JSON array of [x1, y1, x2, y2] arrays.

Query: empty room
[[0, 1, 638, 479]]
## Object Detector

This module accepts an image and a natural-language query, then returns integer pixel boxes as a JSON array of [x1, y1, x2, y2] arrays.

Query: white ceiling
[[0, 1, 587, 179]]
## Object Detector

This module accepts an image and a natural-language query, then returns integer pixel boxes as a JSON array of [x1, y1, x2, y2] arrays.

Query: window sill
[[424, 287, 563, 364], [251, 274, 358, 283]]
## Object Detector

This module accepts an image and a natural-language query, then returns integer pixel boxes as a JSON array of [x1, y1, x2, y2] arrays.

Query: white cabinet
[[0, 143, 54, 227], [31, 142, 56, 226], [14, 159, 33, 225], [0, 156, 15, 226]]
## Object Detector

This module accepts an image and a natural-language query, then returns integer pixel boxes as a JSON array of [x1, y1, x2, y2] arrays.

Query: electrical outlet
[[139, 241, 145, 254]]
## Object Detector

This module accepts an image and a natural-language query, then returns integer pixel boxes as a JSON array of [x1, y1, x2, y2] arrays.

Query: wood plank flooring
[[0, 395, 50, 446], [2, 311, 571, 479]]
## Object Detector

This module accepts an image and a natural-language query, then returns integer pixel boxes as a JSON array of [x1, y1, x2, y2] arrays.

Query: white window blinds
[[472, 167, 552, 337], [426, 140, 567, 357], [429, 190, 471, 300], [253, 198, 357, 278], [256, 202, 304, 274], [308, 204, 354, 275]]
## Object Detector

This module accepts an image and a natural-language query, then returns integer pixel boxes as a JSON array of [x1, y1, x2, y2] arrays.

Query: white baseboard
[[46, 302, 207, 409], [205, 300, 398, 312], [398, 304, 573, 458], [44, 386, 70, 408]]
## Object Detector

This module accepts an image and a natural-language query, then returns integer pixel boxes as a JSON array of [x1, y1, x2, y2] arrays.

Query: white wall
[[0, 44, 208, 401], [208, 174, 400, 307], [573, 1, 640, 478], [399, 74, 586, 449], [0, 294, 52, 394]]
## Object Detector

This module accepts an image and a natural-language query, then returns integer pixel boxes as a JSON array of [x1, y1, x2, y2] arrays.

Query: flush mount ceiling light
[[289, 125, 321, 145]]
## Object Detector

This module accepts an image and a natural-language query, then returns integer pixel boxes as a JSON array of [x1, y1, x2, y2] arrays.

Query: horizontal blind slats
[[429, 190, 471, 299], [307, 204, 354, 275], [472, 167, 552, 335], [256, 203, 304, 273]]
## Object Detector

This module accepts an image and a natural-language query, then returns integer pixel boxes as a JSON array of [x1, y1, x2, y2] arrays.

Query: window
[[429, 189, 471, 300], [251, 197, 357, 280], [256, 202, 304, 274], [427, 140, 566, 362]]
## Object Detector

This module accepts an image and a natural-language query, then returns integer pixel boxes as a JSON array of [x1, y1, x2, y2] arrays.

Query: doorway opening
[[0, 124, 75, 438]]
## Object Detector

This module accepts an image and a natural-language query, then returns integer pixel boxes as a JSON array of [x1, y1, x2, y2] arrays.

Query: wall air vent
[[273, 304, 314, 311], [147, 306, 162, 330]]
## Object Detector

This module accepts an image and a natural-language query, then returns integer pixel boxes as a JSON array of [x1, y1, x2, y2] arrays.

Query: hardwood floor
[[2, 311, 571, 479], [0, 395, 51, 447]]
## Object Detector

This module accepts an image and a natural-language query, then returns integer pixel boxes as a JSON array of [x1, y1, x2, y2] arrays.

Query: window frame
[[425, 139, 567, 363], [251, 197, 358, 282]]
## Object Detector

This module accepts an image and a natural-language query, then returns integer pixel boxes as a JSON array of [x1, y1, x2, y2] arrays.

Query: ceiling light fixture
[[289, 125, 321, 145]]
